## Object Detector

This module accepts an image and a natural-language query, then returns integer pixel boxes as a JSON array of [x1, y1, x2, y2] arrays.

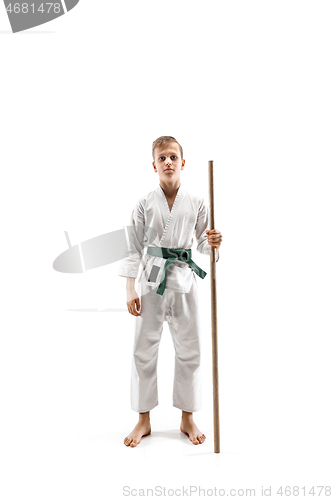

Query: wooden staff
[[208, 160, 220, 453]]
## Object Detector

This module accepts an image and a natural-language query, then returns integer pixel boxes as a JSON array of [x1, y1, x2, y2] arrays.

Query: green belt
[[147, 246, 207, 295]]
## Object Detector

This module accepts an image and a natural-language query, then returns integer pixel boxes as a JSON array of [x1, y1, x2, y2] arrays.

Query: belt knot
[[146, 246, 207, 295]]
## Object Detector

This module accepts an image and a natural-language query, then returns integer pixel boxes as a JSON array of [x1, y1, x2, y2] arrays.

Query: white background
[[1, 1, 332, 498]]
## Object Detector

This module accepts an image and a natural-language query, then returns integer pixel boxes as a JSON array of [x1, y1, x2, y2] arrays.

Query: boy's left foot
[[180, 413, 206, 445]]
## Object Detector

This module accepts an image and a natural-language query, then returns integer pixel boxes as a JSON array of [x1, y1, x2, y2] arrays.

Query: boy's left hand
[[206, 229, 223, 250]]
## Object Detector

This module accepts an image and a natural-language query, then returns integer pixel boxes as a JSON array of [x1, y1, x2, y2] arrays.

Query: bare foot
[[180, 412, 206, 445], [124, 415, 151, 448]]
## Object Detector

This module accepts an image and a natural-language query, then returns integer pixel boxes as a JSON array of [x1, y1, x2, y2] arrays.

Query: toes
[[130, 439, 138, 447], [124, 438, 132, 446], [191, 437, 199, 445]]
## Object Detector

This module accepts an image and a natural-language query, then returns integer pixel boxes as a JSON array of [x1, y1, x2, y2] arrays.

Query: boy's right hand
[[126, 288, 141, 316]]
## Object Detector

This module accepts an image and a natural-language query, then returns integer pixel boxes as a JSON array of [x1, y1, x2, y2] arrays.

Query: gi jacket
[[118, 183, 219, 293]]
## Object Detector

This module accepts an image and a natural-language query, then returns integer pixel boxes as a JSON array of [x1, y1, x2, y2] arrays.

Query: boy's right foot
[[124, 417, 151, 448]]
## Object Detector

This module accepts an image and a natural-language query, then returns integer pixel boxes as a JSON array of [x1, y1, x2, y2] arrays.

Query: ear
[[181, 159, 185, 170], [152, 161, 157, 172]]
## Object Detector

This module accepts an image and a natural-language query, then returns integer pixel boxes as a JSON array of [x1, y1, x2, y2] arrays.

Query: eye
[[171, 156, 177, 160], [159, 156, 165, 161]]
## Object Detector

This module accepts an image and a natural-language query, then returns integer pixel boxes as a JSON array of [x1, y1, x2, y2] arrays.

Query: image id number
[[6, 3, 61, 14], [276, 486, 331, 496]]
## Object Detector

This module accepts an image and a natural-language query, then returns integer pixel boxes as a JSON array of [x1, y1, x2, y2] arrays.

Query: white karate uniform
[[118, 183, 219, 412]]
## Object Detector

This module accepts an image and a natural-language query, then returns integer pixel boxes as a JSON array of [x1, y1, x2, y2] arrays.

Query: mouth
[[165, 168, 173, 171]]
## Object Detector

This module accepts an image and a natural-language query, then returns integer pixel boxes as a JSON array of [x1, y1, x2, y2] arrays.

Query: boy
[[118, 136, 222, 447]]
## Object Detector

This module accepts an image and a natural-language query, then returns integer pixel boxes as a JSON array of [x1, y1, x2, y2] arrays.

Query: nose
[[165, 157, 172, 165]]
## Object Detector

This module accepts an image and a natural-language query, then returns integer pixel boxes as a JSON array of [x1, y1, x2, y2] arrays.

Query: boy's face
[[152, 142, 185, 182]]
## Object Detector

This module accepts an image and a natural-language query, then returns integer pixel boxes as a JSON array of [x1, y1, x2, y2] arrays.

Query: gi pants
[[131, 275, 202, 413]]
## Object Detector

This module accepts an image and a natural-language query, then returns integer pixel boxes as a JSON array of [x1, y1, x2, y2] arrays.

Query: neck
[[159, 180, 181, 198]]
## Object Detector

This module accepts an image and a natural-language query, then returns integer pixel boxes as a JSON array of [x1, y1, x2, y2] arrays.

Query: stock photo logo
[[3, 0, 80, 33], [53, 227, 158, 309], [53, 227, 157, 273]]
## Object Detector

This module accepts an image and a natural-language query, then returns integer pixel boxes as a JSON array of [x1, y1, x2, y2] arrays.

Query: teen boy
[[118, 136, 222, 447]]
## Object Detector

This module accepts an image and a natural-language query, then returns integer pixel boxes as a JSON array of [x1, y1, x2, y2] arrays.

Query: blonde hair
[[152, 136, 183, 160]]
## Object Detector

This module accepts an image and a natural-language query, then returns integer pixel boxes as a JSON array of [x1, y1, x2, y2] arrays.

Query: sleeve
[[195, 198, 219, 263], [118, 200, 146, 278]]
